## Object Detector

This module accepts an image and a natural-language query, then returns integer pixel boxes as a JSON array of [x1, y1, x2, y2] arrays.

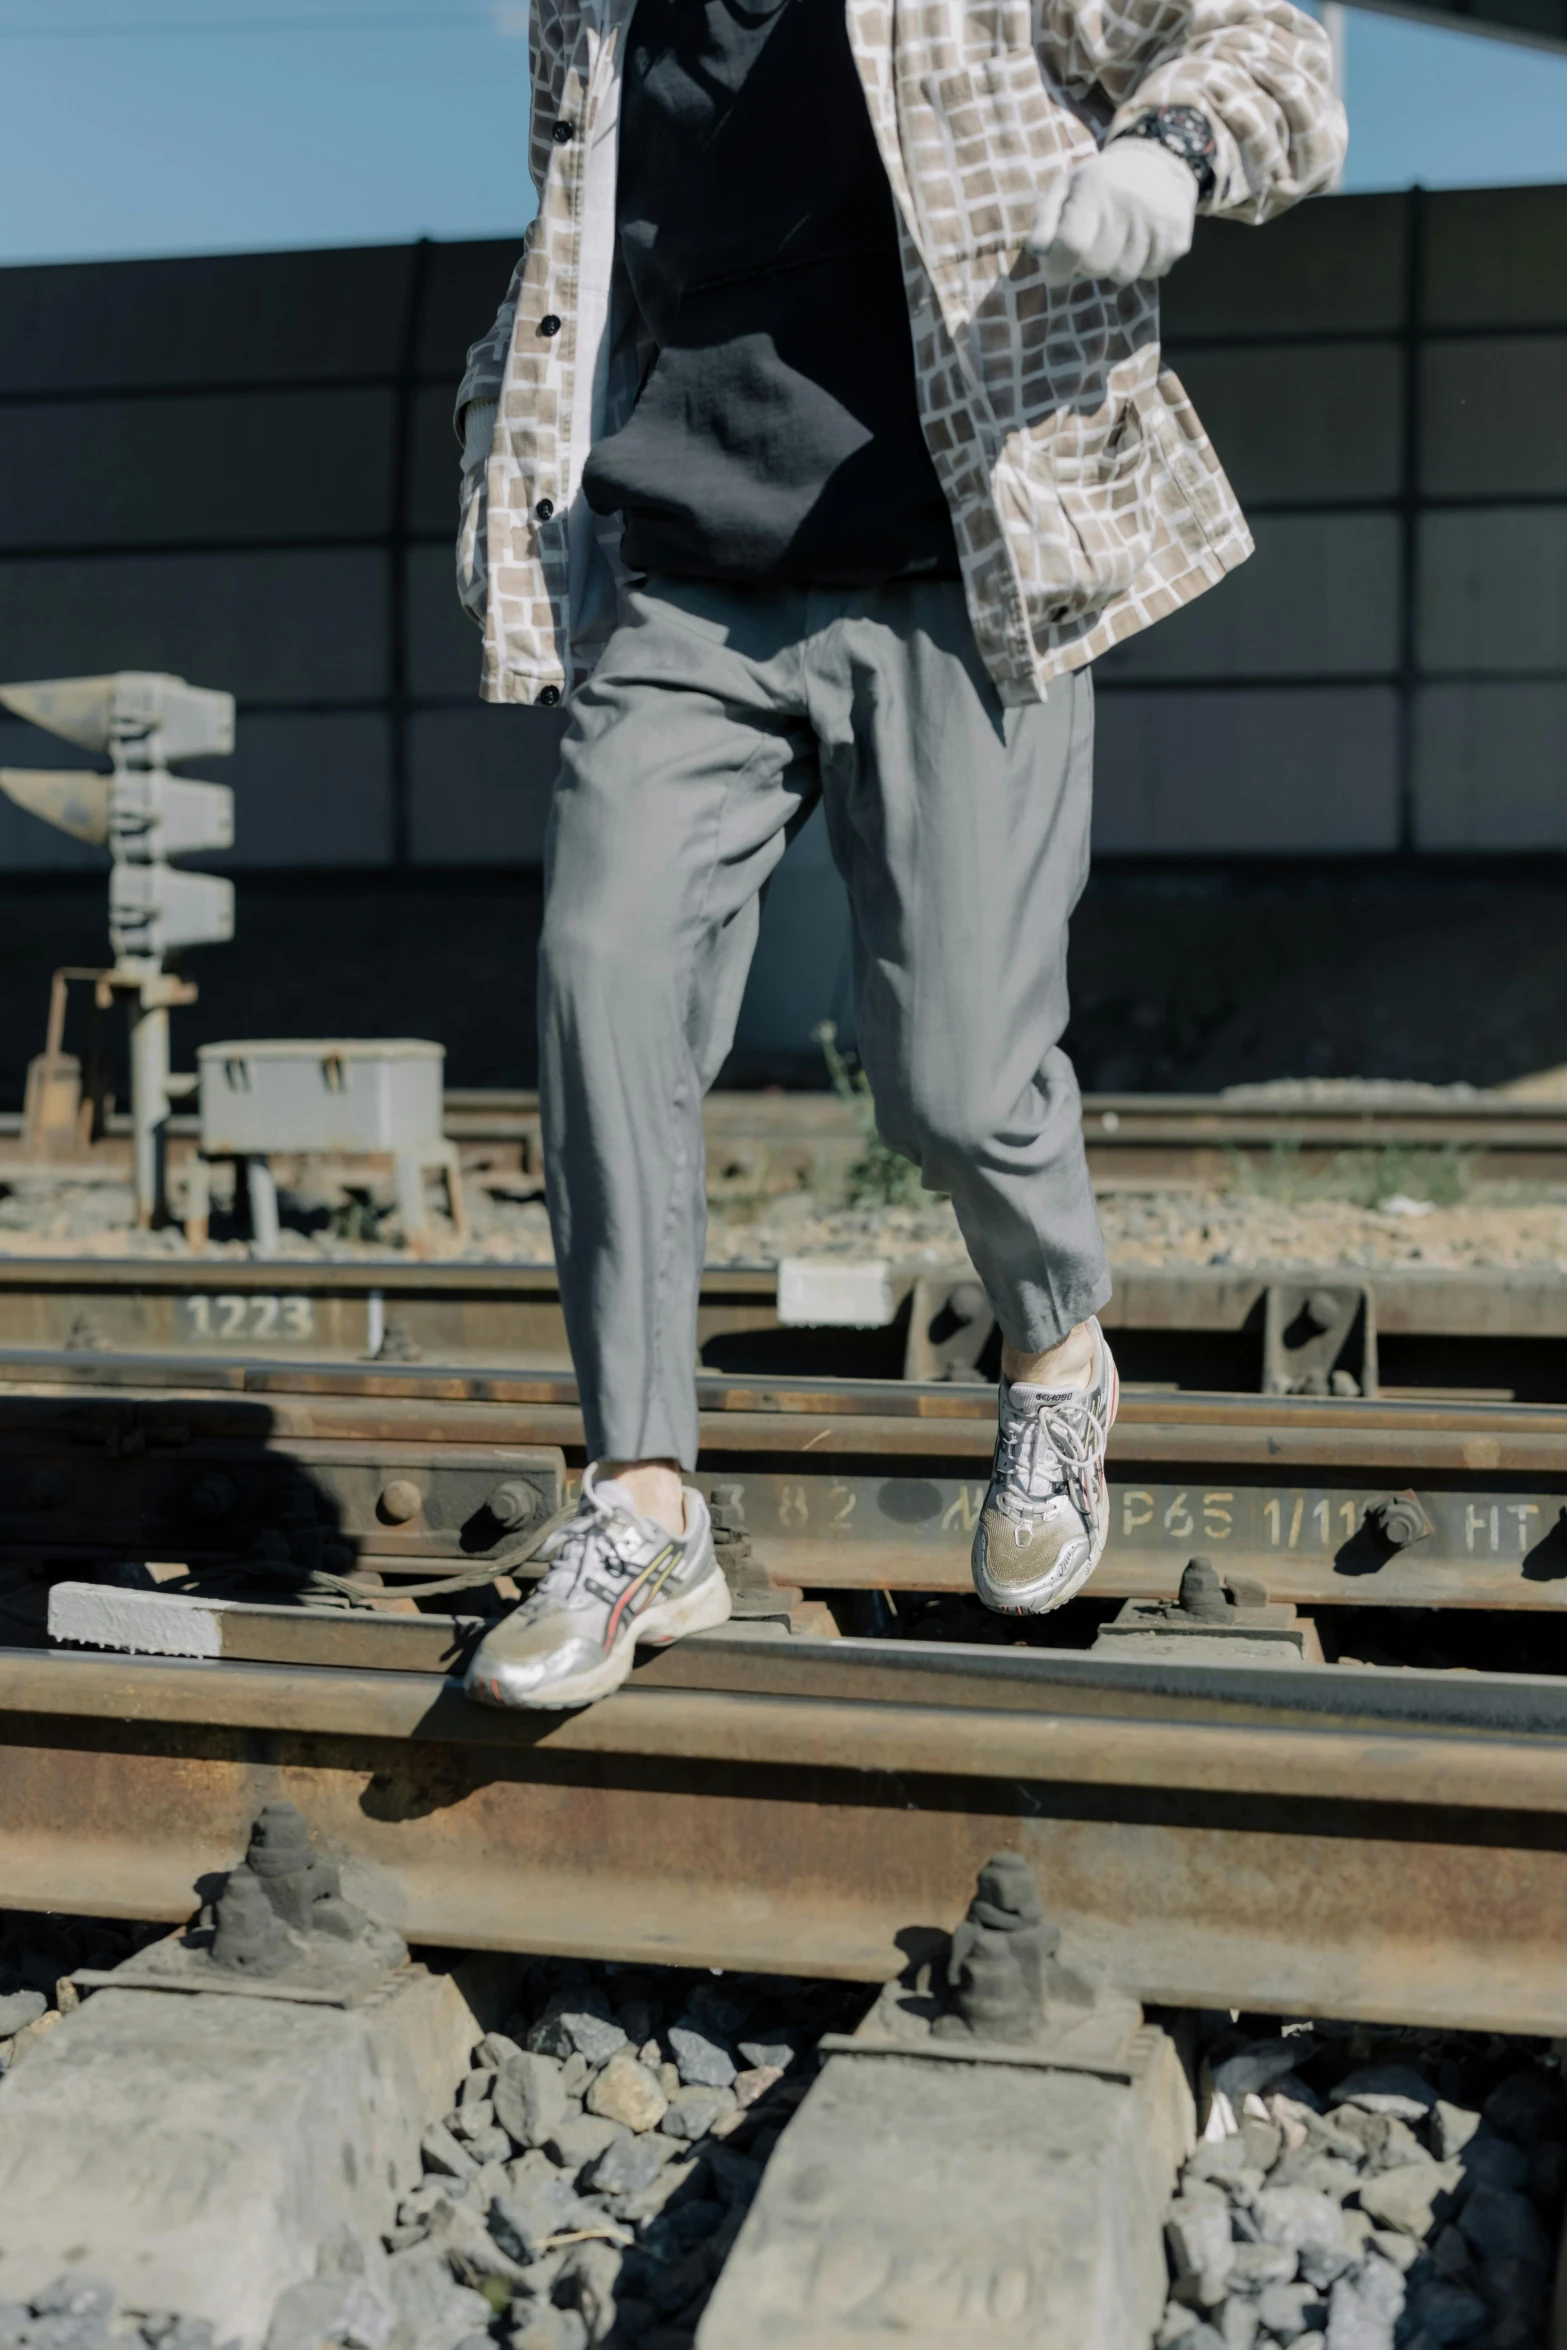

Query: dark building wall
[[1097, 184, 1567, 854], [0, 237, 568, 879], [0, 192, 1564, 1090]]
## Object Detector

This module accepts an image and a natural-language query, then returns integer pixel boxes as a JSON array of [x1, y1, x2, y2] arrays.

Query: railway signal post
[[0, 671, 236, 1226]]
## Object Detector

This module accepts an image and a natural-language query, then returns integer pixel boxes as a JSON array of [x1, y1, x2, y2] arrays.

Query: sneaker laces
[[530, 1469, 650, 1610], [998, 1389, 1097, 1524]]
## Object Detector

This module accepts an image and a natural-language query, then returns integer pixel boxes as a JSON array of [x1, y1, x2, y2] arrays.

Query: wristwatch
[[1115, 105, 1218, 201]]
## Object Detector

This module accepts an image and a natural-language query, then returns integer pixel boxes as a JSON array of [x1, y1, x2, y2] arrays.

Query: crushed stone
[[1, 1158, 1565, 1280], [0, 1912, 859, 2350], [366, 1956, 862, 2350], [1159, 2017, 1567, 2350]]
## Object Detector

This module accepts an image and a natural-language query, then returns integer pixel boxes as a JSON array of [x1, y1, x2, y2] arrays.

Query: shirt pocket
[[998, 392, 1154, 621], [1052, 394, 1154, 607]]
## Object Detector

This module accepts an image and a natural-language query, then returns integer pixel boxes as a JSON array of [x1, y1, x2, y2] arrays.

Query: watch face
[[1158, 106, 1216, 164], [1134, 105, 1217, 194]]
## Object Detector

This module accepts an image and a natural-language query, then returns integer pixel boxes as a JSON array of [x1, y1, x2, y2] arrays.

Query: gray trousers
[[539, 575, 1111, 1468]]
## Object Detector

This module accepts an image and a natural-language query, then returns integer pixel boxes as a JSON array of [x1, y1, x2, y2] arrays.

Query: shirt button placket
[[532, 112, 571, 723]]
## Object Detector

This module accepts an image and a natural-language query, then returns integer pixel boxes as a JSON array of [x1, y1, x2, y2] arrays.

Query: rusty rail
[[11, 1083, 1566, 1187], [0, 1257, 1561, 1403], [442, 1086, 1567, 1186], [0, 1354, 1562, 1611], [1, 1636, 1565, 2034]]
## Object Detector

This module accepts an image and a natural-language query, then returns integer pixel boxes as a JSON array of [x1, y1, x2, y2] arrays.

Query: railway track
[[0, 1351, 1562, 1616], [4, 1342, 1567, 2347], [5, 1082, 1567, 1193], [2, 1254, 1566, 1400], [7, 1630, 1567, 2034], [446, 1084, 1567, 1190], [0, 1344, 1563, 2031]]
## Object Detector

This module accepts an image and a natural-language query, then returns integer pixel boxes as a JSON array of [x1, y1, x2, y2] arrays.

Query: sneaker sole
[[466, 1560, 733, 1713], [972, 1355, 1120, 1617], [972, 1513, 1107, 1616]]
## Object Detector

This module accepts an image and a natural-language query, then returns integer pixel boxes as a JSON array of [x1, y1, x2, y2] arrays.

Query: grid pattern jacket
[[455, 0, 1345, 708]]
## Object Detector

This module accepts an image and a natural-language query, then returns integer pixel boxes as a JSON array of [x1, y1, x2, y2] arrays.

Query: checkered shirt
[[454, 0, 1346, 708]]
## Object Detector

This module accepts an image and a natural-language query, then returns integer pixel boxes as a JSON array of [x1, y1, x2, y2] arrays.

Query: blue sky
[[0, 0, 1563, 264]]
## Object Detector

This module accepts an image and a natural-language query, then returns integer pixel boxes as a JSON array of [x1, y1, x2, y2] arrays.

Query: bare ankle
[[602, 1459, 686, 1538], [1002, 1319, 1095, 1389]]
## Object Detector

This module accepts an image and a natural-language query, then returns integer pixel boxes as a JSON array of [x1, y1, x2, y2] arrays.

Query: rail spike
[[211, 1799, 406, 1980], [935, 1851, 1101, 2045]]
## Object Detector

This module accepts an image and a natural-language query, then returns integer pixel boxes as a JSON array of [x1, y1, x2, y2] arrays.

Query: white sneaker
[[971, 1318, 1118, 1614], [465, 1466, 731, 1711]]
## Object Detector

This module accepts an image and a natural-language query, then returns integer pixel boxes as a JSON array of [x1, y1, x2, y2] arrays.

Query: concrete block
[[0, 245, 413, 398], [406, 703, 563, 865], [697, 2030, 1192, 2348], [1163, 196, 1405, 338], [777, 1257, 898, 1328], [0, 388, 395, 553], [0, 549, 387, 703], [209, 710, 394, 870], [1424, 186, 1567, 331], [407, 385, 473, 536], [0, 1962, 495, 2347], [735, 804, 856, 1061], [416, 238, 524, 377]]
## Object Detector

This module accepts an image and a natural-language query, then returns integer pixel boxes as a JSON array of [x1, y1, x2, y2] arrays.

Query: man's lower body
[[466, 574, 1117, 1712]]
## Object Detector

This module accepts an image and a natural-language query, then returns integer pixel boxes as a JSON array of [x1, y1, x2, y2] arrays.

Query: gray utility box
[[197, 1040, 444, 1156]]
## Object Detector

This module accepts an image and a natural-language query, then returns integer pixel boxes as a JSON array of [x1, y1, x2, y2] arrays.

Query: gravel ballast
[[373, 1958, 862, 2350], [1160, 2017, 1567, 2350], [0, 1915, 861, 2350], [1, 1165, 1564, 1279]]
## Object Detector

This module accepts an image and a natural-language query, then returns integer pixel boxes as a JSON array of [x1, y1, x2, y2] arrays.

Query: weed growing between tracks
[[1229, 1142, 1475, 1213], [812, 1021, 933, 1212]]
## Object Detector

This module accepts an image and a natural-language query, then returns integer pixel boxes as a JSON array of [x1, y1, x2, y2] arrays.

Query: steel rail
[[0, 1356, 1563, 1608], [0, 1260, 1562, 1408], [0, 1258, 1560, 1335], [12, 1084, 1564, 1160], [1, 1640, 1565, 2034], [440, 1086, 1567, 1175]]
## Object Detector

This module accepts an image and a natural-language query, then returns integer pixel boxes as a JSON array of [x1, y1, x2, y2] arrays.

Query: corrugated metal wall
[[0, 238, 566, 874], [0, 184, 1563, 879], [1096, 182, 1567, 853]]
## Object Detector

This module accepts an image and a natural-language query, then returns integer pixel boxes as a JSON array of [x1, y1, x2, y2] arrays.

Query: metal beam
[[0, 1367, 1562, 1609], [2, 1644, 1566, 2036]]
